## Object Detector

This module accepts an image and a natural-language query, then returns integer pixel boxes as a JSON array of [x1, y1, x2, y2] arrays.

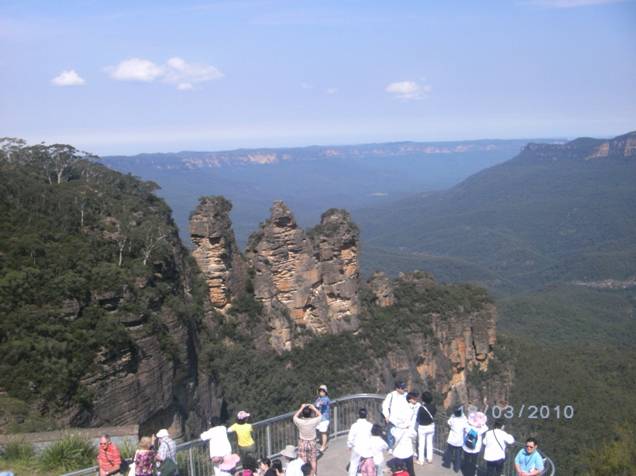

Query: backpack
[[464, 428, 479, 450]]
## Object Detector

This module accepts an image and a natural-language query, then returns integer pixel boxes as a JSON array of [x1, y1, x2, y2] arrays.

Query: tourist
[[381, 381, 408, 447], [346, 408, 373, 476], [386, 392, 418, 476], [257, 456, 272, 476], [201, 417, 234, 476], [240, 455, 258, 476], [133, 437, 156, 476], [314, 384, 331, 452], [280, 445, 305, 476], [97, 434, 122, 476], [442, 406, 467, 473], [389, 460, 410, 476], [271, 459, 285, 475], [514, 437, 544, 476], [415, 391, 436, 465], [370, 424, 389, 476], [483, 419, 515, 476], [155, 428, 178, 475], [228, 410, 256, 464], [461, 411, 488, 476], [292, 403, 322, 476], [300, 463, 312, 476]]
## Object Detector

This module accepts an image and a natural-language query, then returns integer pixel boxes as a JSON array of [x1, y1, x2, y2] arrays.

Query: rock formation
[[245, 203, 360, 349], [367, 272, 395, 307], [190, 196, 245, 311]]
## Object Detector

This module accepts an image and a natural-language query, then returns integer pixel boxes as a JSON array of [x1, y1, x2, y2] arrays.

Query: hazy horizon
[[2, 0, 634, 155]]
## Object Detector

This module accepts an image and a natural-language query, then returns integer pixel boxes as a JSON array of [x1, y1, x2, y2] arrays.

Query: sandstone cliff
[[191, 200, 361, 351]]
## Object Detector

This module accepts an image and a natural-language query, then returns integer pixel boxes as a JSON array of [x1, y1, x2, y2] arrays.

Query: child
[[228, 410, 256, 464]]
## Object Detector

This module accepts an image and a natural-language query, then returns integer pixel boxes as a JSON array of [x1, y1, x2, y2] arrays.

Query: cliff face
[[190, 196, 245, 311], [364, 272, 506, 409]]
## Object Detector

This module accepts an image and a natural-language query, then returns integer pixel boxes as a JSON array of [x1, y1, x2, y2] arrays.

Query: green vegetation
[[582, 426, 636, 476], [39, 435, 97, 472], [498, 286, 636, 475], [0, 139, 198, 428], [203, 275, 494, 419]]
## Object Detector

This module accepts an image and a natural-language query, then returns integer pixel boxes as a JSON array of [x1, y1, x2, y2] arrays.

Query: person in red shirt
[[97, 434, 122, 476]]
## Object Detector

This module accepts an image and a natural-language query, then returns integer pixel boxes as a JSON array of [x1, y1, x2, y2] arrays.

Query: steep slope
[[358, 131, 636, 290], [0, 140, 216, 436]]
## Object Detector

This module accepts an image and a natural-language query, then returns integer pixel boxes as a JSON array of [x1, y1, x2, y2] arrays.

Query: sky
[[1, 0, 635, 155]]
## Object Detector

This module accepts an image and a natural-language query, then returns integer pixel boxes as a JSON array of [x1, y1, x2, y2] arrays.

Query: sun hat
[[156, 429, 169, 438], [280, 444, 297, 459], [468, 411, 487, 428], [319, 384, 328, 394], [219, 453, 241, 470], [237, 410, 251, 419]]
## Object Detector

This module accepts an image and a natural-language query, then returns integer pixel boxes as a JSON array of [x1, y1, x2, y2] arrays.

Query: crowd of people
[[96, 382, 546, 476]]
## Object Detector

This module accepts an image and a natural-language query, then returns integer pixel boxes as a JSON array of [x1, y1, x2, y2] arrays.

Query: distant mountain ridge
[[102, 139, 543, 248], [104, 139, 539, 170], [357, 131, 636, 291]]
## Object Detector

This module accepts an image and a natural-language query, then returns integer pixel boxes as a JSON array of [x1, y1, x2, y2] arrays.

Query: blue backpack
[[464, 428, 479, 449]]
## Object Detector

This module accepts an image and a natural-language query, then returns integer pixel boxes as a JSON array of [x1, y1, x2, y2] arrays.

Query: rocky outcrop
[[367, 272, 508, 409], [244, 203, 360, 350], [367, 272, 395, 307], [190, 196, 245, 311]]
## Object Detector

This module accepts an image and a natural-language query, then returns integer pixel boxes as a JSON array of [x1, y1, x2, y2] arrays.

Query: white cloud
[[107, 58, 163, 82], [326, 88, 338, 95], [385, 80, 431, 100], [51, 69, 85, 87], [106, 57, 222, 89], [524, 0, 626, 7], [300, 82, 313, 89]]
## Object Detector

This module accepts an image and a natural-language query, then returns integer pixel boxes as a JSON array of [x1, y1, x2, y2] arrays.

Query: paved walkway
[[317, 436, 451, 476]]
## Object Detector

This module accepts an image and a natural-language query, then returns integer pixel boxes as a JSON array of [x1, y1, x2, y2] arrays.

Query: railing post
[[266, 425, 272, 457], [334, 405, 339, 436], [188, 446, 195, 476]]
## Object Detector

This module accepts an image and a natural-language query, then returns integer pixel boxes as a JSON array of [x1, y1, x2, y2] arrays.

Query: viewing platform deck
[[63, 393, 554, 476]]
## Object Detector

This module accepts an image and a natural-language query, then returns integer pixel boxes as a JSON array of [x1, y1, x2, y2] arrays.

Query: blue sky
[[1, 0, 635, 155]]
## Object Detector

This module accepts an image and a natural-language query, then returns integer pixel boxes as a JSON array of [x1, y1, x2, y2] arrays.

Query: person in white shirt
[[347, 408, 373, 476], [370, 424, 389, 476], [482, 419, 515, 476], [200, 417, 233, 476], [389, 392, 419, 476], [442, 406, 467, 472], [461, 411, 488, 476], [381, 381, 408, 447], [280, 445, 305, 476]]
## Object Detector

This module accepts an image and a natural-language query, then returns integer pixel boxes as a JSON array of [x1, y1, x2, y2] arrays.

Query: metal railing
[[62, 393, 554, 476]]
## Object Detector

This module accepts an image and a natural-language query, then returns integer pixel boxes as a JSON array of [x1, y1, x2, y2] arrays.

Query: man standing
[[314, 384, 331, 452], [381, 381, 408, 447], [514, 438, 544, 476], [156, 428, 178, 476], [97, 434, 122, 476], [346, 408, 373, 476], [483, 420, 515, 476]]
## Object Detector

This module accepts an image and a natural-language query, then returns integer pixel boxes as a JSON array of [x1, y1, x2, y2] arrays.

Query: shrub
[[38, 435, 96, 471], [1, 440, 34, 461]]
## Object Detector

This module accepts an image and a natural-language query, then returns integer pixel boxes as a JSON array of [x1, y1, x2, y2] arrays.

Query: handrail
[[61, 393, 555, 476]]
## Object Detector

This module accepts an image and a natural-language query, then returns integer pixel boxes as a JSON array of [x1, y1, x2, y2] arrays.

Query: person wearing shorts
[[314, 384, 331, 452]]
